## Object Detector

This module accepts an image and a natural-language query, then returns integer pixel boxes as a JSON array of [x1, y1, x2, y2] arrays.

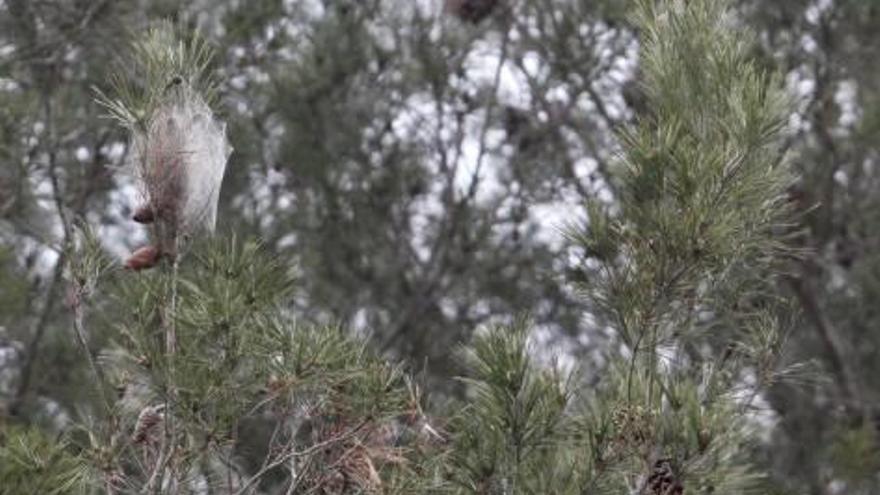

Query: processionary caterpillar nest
[[125, 84, 232, 270]]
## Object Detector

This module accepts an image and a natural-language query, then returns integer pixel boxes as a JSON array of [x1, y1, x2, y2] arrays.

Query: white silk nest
[[131, 87, 232, 241]]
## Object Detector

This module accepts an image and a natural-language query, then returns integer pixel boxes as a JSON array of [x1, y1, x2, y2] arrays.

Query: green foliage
[[449, 321, 574, 494], [108, 237, 293, 432], [89, 236, 448, 492], [829, 422, 880, 486], [571, 0, 793, 358], [560, 0, 795, 492], [0, 426, 92, 495], [68, 222, 115, 300], [94, 21, 217, 129], [0, 84, 40, 237]]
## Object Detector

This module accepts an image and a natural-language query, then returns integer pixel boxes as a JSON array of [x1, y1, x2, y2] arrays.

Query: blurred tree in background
[[0, 0, 879, 493], [739, 1, 880, 493]]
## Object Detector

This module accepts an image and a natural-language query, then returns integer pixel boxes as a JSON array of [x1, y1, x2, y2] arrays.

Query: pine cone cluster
[[647, 458, 684, 495], [132, 404, 165, 445]]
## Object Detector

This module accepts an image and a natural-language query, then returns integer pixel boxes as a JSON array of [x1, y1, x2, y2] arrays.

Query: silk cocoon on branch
[[130, 86, 231, 254]]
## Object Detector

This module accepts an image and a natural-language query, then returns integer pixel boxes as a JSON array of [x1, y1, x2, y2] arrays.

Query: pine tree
[[0, 0, 802, 493]]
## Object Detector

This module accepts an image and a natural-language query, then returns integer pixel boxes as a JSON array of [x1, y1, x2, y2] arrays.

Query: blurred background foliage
[[1, 0, 880, 493]]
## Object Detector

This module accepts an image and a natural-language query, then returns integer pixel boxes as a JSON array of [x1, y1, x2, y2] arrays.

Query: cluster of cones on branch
[[647, 458, 684, 495], [124, 207, 169, 271], [123, 139, 185, 271]]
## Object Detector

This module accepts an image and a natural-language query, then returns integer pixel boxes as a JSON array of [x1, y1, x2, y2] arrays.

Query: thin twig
[[465, 27, 511, 202], [11, 96, 70, 416], [167, 234, 180, 355], [233, 419, 369, 495], [144, 429, 170, 494], [70, 294, 113, 411], [784, 271, 862, 417]]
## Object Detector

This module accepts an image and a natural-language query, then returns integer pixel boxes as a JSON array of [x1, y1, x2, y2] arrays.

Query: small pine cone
[[132, 404, 165, 444], [125, 245, 162, 271], [611, 404, 654, 449], [132, 204, 156, 224], [647, 458, 684, 495]]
